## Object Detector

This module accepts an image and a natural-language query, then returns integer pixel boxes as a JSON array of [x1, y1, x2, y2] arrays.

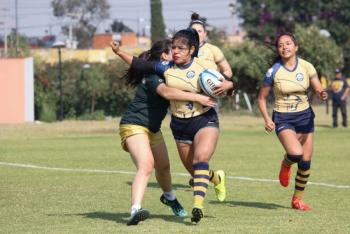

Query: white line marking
[[1, 161, 349, 189]]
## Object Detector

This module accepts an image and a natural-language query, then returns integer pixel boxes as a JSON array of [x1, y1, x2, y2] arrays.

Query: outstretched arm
[[156, 83, 217, 107], [110, 41, 133, 65], [217, 59, 233, 79]]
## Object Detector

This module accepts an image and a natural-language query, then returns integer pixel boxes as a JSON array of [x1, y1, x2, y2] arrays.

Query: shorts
[[119, 124, 164, 152], [170, 108, 219, 144], [272, 108, 315, 134]]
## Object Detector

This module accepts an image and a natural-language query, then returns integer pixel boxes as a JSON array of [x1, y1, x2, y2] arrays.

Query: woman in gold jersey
[[258, 32, 328, 211], [111, 28, 234, 223]]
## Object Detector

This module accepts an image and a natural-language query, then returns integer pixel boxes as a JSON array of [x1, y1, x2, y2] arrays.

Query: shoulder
[[298, 58, 317, 75]]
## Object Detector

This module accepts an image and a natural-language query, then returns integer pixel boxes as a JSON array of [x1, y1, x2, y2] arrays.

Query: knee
[[298, 160, 311, 170], [137, 162, 154, 176], [156, 162, 170, 175]]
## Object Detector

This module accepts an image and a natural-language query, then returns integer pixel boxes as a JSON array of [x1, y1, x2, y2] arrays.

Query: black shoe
[[191, 207, 203, 223], [126, 208, 150, 226], [160, 195, 188, 217]]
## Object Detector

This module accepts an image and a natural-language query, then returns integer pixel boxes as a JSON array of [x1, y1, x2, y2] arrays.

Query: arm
[[258, 85, 275, 132], [156, 83, 217, 107], [110, 41, 133, 65], [341, 80, 350, 101], [217, 59, 233, 79], [310, 74, 328, 101]]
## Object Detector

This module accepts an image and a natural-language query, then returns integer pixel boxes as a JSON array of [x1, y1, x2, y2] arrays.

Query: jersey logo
[[198, 51, 204, 56], [185, 102, 194, 110], [186, 70, 196, 79], [296, 73, 304, 81], [266, 68, 273, 78], [161, 61, 169, 65]]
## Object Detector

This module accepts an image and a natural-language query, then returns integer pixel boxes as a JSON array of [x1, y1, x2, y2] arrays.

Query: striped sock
[[283, 154, 302, 167], [294, 160, 311, 198], [209, 169, 221, 185], [193, 162, 209, 209]]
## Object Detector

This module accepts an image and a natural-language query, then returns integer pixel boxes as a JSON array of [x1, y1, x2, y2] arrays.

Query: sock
[[294, 160, 311, 198], [283, 154, 302, 167], [209, 169, 221, 185], [130, 204, 141, 215], [163, 190, 176, 201], [193, 162, 209, 209]]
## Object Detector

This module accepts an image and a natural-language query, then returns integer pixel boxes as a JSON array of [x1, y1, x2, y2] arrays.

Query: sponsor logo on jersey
[[186, 70, 196, 79], [296, 73, 304, 81], [161, 61, 169, 65], [266, 68, 273, 78]]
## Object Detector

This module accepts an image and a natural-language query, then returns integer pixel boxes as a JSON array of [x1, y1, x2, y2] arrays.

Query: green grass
[[1, 106, 349, 233]]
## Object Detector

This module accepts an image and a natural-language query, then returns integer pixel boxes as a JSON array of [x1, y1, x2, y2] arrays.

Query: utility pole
[[15, 0, 18, 56], [0, 8, 8, 57]]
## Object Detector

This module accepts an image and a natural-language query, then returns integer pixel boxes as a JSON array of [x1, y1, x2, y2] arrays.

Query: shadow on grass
[[209, 200, 286, 210], [315, 124, 333, 128], [126, 181, 191, 190], [72, 211, 187, 225]]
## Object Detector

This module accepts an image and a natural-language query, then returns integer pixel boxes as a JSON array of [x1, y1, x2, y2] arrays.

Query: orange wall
[[0, 58, 33, 123]]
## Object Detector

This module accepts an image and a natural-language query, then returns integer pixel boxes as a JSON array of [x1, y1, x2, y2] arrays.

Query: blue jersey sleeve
[[263, 62, 281, 86], [154, 61, 173, 77]]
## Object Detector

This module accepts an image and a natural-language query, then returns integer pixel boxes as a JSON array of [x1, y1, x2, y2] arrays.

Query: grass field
[[1, 106, 349, 233]]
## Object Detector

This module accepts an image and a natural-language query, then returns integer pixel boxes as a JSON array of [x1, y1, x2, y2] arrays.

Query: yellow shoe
[[214, 170, 226, 202]]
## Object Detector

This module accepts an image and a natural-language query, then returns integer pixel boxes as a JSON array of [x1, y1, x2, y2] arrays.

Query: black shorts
[[170, 108, 219, 144], [272, 107, 315, 134]]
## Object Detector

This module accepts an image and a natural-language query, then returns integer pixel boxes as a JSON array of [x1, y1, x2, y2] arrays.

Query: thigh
[[126, 134, 154, 169], [152, 141, 170, 171], [193, 127, 219, 163], [277, 129, 303, 155]]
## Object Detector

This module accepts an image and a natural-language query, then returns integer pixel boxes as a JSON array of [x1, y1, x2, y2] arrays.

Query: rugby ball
[[199, 69, 223, 98]]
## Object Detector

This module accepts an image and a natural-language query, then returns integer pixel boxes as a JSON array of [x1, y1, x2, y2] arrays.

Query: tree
[[7, 29, 30, 57], [150, 0, 166, 43], [51, 0, 110, 48], [236, 0, 350, 74]]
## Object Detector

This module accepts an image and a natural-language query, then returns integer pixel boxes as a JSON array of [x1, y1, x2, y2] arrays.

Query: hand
[[319, 90, 328, 101], [264, 118, 275, 132], [213, 78, 234, 96], [110, 41, 120, 54], [196, 94, 217, 107]]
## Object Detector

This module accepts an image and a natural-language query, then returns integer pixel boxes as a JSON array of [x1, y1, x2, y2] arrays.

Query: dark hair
[[275, 32, 298, 48], [189, 12, 206, 31], [123, 39, 171, 87], [172, 28, 200, 58]]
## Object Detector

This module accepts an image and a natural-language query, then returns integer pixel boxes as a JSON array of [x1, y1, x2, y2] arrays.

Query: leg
[[126, 134, 154, 212], [152, 141, 188, 217], [340, 100, 347, 127], [176, 142, 194, 176], [152, 141, 172, 193], [332, 101, 339, 127], [125, 134, 154, 225], [291, 133, 313, 211], [191, 127, 219, 223]]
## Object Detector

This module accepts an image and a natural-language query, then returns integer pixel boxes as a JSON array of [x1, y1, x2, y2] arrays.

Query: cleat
[[160, 195, 188, 217], [191, 207, 203, 223], [291, 196, 311, 211], [126, 208, 150, 226], [279, 160, 292, 187], [188, 178, 194, 187], [214, 170, 226, 202]]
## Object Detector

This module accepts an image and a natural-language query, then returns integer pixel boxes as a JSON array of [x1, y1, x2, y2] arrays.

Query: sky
[[0, 0, 239, 38]]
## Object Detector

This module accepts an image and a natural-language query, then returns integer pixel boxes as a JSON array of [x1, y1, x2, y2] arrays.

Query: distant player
[[258, 32, 328, 211], [330, 68, 349, 128]]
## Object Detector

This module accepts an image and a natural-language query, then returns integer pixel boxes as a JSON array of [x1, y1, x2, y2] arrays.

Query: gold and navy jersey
[[330, 78, 349, 101], [263, 58, 317, 113], [155, 57, 215, 118], [197, 43, 225, 71]]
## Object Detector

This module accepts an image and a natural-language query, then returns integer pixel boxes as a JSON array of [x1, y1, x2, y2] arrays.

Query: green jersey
[[120, 74, 169, 133]]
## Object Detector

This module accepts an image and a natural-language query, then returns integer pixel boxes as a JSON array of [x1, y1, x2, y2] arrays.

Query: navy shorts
[[272, 108, 315, 134], [170, 108, 219, 144]]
